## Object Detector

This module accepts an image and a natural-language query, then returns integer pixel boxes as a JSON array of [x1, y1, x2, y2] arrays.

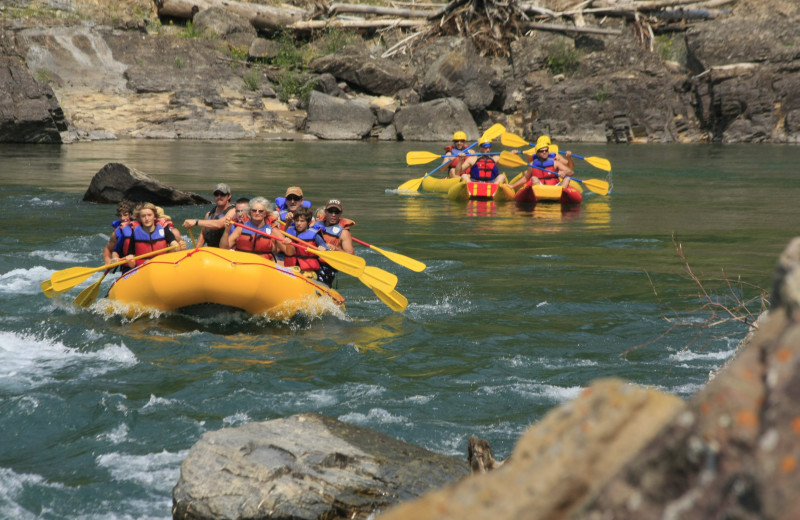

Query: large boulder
[[393, 97, 478, 141], [82, 162, 209, 205], [418, 43, 503, 115], [172, 413, 470, 520], [309, 45, 411, 96], [305, 91, 375, 139]]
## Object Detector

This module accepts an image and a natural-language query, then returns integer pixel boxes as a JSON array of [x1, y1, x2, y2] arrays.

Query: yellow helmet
[[533, 135, 552, 154], [453, 131, 467, 141]]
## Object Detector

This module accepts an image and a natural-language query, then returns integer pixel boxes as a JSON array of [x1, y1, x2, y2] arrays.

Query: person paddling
[[118, 202, 186, 268], [226, 196, 289, 262], [460, 140, 507, 185], [315, 199, 355, 286], [446, 131, 474, 179], [275, 186, 311, 229], [102, 200, 133, 269], [283, 206, 328, 280], [183, 183, 236, 248], [509, 136, 575, 190]]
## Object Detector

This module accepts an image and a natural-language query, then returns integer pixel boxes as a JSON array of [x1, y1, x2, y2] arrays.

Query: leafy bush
[[243, 69, 261, 91], [546, 40, 581, 76], [276, 71, 317, 105]]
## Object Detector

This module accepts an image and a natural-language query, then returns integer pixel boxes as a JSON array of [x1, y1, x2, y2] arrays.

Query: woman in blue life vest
[[226, 197, 290, 261], [283, 206, 328, 279], [461, 141, 508, 184], [116, 202, 187, 268], [508, 136, 575, 191]]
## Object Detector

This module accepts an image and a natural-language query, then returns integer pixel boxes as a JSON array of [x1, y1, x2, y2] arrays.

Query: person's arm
[[102, 234, 118, 265], [228, 225, 243, 249], [337, 229, 355, 255], [164, 228, 187, 251], [556, 151, 575, 170], [272, 229, 291, 255], [509, 169, 532, 190], [314, 233, 329, 250]]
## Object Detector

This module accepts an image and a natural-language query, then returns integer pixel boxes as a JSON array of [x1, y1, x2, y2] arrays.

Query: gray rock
[[309, 45, 411, 96], [306, 91, 374, 140], [394, 97, 478, 141], [172, 413, 470, 520], [82, 162, 209, 205]]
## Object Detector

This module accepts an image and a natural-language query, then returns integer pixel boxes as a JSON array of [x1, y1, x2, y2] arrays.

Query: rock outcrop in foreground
[[174, 236, 800, 520]]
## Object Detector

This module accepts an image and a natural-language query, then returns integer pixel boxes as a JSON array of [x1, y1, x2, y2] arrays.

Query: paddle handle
[[559, 150, 583, 160]]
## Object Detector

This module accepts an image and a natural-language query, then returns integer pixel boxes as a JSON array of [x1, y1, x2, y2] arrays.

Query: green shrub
[[594, 86, 610, 102], [175, 56, 185, 69], [243, 69, 261, 91], [276, 71, 317, 105], [179, 21, 202, 39], [546, 40, 581, 76], [319, 27, 359, 55], [35, 69, 51, 84]]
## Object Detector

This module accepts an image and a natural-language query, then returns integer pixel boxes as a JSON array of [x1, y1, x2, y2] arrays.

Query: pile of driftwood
[[155, 0, 737, 57]]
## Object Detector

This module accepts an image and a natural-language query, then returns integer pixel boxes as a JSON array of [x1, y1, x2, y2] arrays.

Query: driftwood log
[[156, 0, 308, 31]]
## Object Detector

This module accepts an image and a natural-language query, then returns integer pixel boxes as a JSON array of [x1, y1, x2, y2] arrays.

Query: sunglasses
[[538, 148, 549, 153], [326, 208, 341, 214], [453, 140, 465, 143], [286, 195, 303, 202], [213, 192, 227, 197], [251, 208, 267, 214]]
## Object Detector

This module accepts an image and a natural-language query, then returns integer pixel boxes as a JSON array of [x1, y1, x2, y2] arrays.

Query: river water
[[1, 140, 798, 518]]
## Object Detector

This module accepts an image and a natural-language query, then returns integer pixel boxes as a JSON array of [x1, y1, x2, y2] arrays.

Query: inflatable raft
[[448, 181, 515, 202], [104, 248, 344, 318], [420, 176, 461, 193], [514, 182, 583, 205]]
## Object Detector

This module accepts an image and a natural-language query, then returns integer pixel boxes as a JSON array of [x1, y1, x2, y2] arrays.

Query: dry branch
[[329, 3, 434, 18], [156, 0, 308, 29], [292, 18, 427, 31], [524, 22, 622, 35]]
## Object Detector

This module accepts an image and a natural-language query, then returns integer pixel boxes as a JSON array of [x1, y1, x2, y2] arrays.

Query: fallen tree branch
[[523, 22, 622, 35], [292, 18, 428, 31], [328, 3, 434, 18]]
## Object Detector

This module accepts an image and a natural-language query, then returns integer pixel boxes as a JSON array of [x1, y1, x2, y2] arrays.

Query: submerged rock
[[172, 413, 470, 520]]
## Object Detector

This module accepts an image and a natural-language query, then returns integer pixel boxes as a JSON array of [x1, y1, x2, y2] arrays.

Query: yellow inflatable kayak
[[104, 248, 344, 318]]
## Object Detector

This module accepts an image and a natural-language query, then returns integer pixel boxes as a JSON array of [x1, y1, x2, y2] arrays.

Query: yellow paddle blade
[[480, 123, 506, 143], [499, 151, 528, 168], [373, 287, 408, 312], [500, 132, 530, 148], [584, 156, 612, 171], [406, 151, 444, 165], [41, 279, 55, 298], [310, 248, 366, 278], [72, 271, 108, 308], [368, 245, 426, 272], [580, 178, 610, 196], [397, 177, 424, 192], [49, 245, 179, 292], [360, 266, 398, 293]]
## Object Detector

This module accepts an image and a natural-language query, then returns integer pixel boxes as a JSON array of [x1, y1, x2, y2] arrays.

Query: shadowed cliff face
[[1, 0, 799, 143]]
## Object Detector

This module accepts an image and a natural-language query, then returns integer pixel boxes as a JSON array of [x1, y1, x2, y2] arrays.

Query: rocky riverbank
[[1, 0, 798, 144], [174, 237, 800, 520]]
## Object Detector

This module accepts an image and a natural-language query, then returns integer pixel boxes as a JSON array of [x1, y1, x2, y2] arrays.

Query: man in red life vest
[[446, 131, 473, 179], [509, 136, 575, 190], [459, 140, 507, 184]]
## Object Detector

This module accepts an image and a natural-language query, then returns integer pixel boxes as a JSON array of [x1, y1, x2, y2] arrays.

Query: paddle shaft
[[527, 164, 609, 195]]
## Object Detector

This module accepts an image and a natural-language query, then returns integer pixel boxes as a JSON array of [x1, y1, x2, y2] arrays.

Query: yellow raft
[[105, 248, 344, 318]]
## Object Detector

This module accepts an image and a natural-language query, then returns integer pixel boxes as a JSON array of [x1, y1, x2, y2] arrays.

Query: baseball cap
[[285, 186, 303, 198], [213, 183, 231, 195], [325, 199, 343, 211]]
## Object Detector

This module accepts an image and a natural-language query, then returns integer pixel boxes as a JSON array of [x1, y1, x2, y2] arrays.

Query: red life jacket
[[234, 221, 275, 260], [531, 154, 560, 185], [470, 156, 498, 181], [283, 229, 323, 271]]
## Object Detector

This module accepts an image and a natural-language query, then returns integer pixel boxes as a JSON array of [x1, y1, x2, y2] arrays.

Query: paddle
[[500, 131, 612, 171], [498, 151, 610, 196], [406, 151, 500, 166], [187, 226, 197, 248], [350, 236, 426, 272], [48, 245, 179, 293], [233, 221, 367, 279], [397, 123, 506, 192], [264, 222, 407, 310], [72, 269, 110, 308]]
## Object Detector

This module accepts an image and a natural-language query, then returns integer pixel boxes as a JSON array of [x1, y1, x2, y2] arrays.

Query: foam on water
[[0, 467, 60, 520], [28, 196, 63, 207], [0, 330, 137, 392], [338, 408, 410, 426], [29, 249, 96, 264], [669, 346, 737, 362], [223, 412, 251, 427], [141, 394, 179, 412], [0, 266, 53, 294], [96, 449, 187, 490]]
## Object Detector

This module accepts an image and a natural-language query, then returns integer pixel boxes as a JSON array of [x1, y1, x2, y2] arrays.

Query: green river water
[[1, 140, 798, 518]]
